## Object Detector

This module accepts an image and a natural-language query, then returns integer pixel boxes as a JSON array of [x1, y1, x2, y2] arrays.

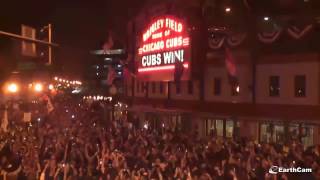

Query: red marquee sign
[[137, 16, 191, 81]]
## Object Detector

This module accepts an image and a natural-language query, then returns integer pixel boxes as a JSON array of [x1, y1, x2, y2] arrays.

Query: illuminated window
[[213, 78, 221, 95], [176, 83, 181, 94], [225, 120, 234, 138], [159, 82, 164, 94], [260, 123, 285, 143], [205, 119, 223, 137], [295, 75, 306, 97], [152, 82, 156, 93], [269, 76, 280, 97], [188, 81, 193, 94]]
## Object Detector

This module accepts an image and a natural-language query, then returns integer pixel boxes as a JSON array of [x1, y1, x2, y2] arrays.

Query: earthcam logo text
[[269, 166, 312, 174]]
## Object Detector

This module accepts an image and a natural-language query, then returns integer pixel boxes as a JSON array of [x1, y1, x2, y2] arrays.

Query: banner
[[23, 112, 32, 122]]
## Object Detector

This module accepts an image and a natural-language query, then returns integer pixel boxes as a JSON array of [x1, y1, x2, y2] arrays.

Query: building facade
[[123, 0, 320, 147]]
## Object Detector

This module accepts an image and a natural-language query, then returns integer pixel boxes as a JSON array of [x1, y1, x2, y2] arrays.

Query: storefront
[[259, 121, 315, 147], [128, 105, 193, 133], [204, 117, 240, 139]]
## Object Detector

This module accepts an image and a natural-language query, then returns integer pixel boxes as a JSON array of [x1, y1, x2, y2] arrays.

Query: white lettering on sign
[[152, 32, 163, 40], [143, 18, 184, 42], [163, 50, 184, 64], [166, 36, 183, 49], [143, 19, 165, 42], [142, 41, 165, 53], [142, 50, 185, 67], [142, 54, 161, 67]]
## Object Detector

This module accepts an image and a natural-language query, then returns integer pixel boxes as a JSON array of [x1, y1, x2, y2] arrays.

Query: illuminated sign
[[137, 16, 191, 81]]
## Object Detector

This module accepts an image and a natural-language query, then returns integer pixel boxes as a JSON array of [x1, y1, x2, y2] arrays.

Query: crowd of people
[[0, 96, 320, 180]]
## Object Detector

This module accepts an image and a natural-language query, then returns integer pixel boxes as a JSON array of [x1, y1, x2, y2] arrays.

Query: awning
[[127, 105, 190, 114]]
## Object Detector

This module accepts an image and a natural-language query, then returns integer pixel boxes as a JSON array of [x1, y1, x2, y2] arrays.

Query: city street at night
[[1, 0, 320, 179]]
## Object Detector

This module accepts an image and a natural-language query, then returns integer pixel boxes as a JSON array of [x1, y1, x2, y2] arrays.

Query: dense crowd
[[0, 97, 320, 180]]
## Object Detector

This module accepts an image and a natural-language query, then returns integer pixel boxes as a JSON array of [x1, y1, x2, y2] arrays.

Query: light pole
[[41, 23, 53, 65]]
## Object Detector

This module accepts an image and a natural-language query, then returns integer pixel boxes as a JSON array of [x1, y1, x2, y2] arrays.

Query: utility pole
[[48, 23, 52, 65]]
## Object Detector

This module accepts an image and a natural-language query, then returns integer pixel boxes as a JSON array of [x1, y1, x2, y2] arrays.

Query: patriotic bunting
[[208, 24, 313, 50], [287, 25, 313, 40], [257, 29, 282, 44]]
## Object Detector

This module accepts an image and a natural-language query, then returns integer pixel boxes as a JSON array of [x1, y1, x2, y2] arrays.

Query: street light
[[7, 83, 19, 93], [34, 83, 43, 92], [225, 7, 231, 13], [48, 84, 54, 90]]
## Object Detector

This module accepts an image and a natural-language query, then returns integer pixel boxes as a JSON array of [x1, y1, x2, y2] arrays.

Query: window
[[176, 83, 181, 94], [205, 119, 223, 137], [269, 76, 280, 97], [159, 82, 164, 94], [187, 81, 193, 94], [231, 83, 239, 96], [213, 78, 221, 95], [225, 120, 234, 138], [260, 123, 285, 143], [152, 82, 156, 93], [295, 75, 306, 97]]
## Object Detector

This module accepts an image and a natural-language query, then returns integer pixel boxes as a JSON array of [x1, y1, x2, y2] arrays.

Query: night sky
[[0, 0, 145, 78]]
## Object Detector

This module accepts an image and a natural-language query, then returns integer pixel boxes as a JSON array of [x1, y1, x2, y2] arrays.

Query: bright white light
[[236, 85, 240, 93], [225, 7, 231, 13], [71, 115, 75, 119], [72, 89, 81, 94], [96, 73, 99, 76], [143, 124, 148, 129], [54, 77, 58, 81], [264, 16, 269, 21], [34, 83, 43, 92], [37, 118, 41, 122], [48, 84, 54, 90], [105, 58, 112, 61], [7, 83, 19, 93]]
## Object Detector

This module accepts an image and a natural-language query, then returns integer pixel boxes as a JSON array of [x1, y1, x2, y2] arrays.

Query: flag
[[1, 107, 8, 132], [225, 47, 238, 85], [225, 47, 237, 77], [121, 55, 136, 80], [174, 60, 184, 83], [47, 98, 54, 113], [107, 67, 116, 85], [103, 31, 114, 51], [42, 95, 54, 113], [123, 67, 131, 80]]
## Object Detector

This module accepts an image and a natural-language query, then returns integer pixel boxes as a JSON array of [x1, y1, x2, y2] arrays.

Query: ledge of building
[[123, 97, 320, 121]]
